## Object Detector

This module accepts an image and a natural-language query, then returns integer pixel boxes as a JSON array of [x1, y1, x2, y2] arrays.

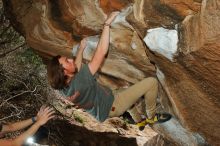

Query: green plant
[[18, 48, 43, 66], [73, 113, 84, 124]]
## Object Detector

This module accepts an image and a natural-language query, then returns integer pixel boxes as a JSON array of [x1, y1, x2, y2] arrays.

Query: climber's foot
[[156, 113, 172, 123], [136, 113, 172, 131]]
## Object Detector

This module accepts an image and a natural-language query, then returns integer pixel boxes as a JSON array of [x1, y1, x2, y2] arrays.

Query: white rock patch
[[154, 118, 206, 146], [143, 27, 178, 61]]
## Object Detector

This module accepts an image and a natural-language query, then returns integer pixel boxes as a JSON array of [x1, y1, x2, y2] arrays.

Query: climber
[[47, 11, 171, 128], [0, 106, 55, 146]]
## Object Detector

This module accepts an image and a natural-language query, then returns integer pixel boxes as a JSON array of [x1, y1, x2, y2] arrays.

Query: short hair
[[47, 55, 67, 89]]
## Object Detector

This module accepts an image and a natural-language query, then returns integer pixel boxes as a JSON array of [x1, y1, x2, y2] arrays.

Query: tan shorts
[[109, 77, 158, 121]]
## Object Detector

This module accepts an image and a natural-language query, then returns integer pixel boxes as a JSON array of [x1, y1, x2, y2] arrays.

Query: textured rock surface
[[51, 92, 159, 146], [3, 0, 220, 145]]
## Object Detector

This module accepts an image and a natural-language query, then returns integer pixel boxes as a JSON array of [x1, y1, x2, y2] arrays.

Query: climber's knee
[[142, 77, 158, 87]]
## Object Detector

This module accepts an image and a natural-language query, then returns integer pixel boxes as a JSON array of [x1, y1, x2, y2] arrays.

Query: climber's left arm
[[75, 38, 87, 71]]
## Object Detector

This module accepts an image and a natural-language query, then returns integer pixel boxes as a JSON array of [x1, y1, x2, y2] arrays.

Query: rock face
[[3, 0, 220, 145], [49, 119, 139, 146]]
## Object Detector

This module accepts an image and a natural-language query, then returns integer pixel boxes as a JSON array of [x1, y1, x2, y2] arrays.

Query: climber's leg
[[144, 78, 158, 119], [109, 77, 158, 121]]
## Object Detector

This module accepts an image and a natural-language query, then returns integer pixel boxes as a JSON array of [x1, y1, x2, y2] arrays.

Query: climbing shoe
[[136, 113, 172, 131]]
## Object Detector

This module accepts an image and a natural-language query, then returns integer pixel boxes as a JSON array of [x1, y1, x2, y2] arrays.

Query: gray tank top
[[61, 64, 114, 122]]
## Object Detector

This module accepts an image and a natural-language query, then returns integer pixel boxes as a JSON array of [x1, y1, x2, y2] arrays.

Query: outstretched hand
[[36, 106, 55, 126], [104, 11, 120, 25]]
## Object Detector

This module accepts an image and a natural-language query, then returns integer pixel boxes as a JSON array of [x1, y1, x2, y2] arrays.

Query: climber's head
[[47, 55, 77, 89]]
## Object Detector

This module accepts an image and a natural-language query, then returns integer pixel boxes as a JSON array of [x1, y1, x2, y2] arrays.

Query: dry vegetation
[[0, 1, 67, 145]]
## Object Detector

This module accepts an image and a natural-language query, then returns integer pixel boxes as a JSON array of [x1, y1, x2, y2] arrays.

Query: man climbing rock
[[47, 11, 171, 130]]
